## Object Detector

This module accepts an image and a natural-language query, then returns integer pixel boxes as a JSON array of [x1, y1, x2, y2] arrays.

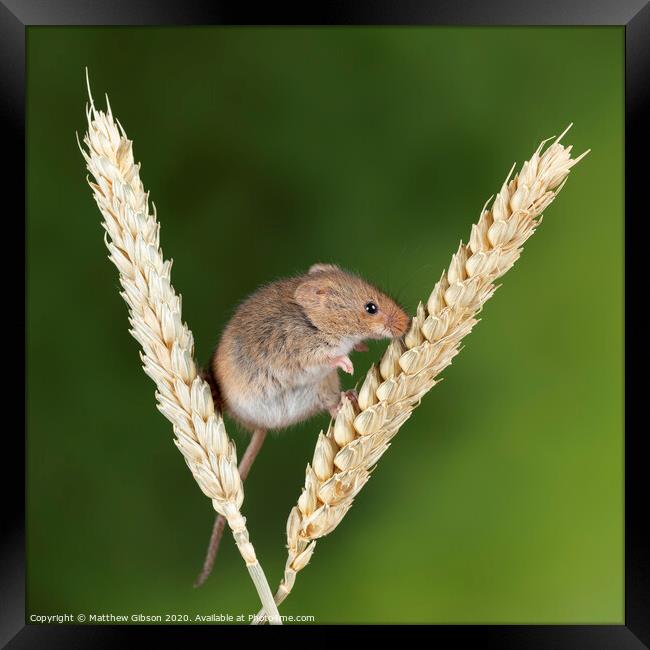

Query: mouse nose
[[387, 309, 410, 337]]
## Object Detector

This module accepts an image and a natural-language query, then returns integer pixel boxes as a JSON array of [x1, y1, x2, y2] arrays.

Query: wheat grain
[[78, 73, 282, 624], [254, 127, 589, 622]]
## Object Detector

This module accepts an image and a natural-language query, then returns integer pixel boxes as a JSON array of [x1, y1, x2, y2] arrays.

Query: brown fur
[[206, 264, 409, 433]]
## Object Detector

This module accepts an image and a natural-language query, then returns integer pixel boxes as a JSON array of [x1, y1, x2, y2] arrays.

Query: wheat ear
[[78, 74, 282, 624], [254, 127, 589, 622]]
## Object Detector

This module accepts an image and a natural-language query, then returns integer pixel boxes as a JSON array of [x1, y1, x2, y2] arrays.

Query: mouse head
[[295, 264, 410, 341]]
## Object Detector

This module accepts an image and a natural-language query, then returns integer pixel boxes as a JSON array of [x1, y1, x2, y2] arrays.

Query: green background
[[26, 27, 623, 624]]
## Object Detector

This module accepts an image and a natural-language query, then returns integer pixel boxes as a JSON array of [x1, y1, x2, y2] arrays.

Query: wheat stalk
[[254, 127, 589, 622], [78, 73, 282, 624]]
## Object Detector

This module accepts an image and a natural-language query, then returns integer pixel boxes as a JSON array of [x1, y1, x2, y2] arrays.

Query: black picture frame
[[6, 0, 646, 645]]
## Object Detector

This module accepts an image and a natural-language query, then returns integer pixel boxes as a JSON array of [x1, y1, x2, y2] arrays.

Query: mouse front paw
[[353, 342, 369, 352], [329, 355, 354, 375]]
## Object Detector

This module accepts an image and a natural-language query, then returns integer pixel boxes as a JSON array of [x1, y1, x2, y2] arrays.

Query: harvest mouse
[[194, 263, 409, 587]]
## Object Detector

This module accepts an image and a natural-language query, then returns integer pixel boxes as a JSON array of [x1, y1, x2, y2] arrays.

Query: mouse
[[194, 263, 410, 587]]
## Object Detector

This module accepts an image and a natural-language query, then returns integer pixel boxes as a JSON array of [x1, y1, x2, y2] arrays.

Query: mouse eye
[[365, 302, 378, 315]]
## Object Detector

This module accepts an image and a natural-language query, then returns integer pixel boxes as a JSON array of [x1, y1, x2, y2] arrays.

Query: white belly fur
[[229, 382, 324, 430], [227, 339, 361, 431]]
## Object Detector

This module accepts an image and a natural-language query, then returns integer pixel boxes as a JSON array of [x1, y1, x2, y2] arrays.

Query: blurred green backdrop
[[26, 27, 623, 624]]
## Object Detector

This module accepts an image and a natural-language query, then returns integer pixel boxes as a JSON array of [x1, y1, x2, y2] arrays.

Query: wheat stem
[[79, 72, 281, 624], [254, 128, 589, 622]]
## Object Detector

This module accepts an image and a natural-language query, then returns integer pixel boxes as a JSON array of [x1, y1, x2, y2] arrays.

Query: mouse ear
[[295, 278, 335, 309], [308, 263, 340, 275]]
